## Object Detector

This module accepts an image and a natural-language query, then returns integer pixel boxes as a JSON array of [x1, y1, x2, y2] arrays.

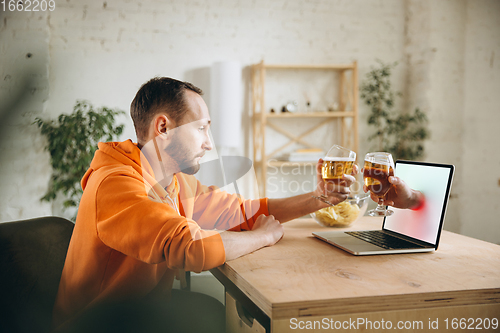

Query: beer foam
[[364, 158, 391, 166], [323, 157, 355, 162]]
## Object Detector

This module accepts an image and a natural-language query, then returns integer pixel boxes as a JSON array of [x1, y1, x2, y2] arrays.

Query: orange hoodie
[[52, 140, 268, 329]]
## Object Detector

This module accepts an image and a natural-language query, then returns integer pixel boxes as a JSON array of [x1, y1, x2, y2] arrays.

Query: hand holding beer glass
[[363, 152, 395, 216], [320, 145, 356, 199]]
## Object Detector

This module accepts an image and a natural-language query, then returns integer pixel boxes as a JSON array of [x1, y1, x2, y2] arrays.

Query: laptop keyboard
[[346, 230, 424, 250]]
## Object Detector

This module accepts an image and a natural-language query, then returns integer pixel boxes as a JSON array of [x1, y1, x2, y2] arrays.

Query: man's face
[[165, 90, 213, 175]]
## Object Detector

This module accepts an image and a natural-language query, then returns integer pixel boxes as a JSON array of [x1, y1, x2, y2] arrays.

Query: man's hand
[[363, 176, 424, 209], [313, 158, 358, 206], [219, 214, 284, 261], [252, 214, 284, 247]]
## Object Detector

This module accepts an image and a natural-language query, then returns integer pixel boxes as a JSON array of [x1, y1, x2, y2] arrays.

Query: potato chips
[[314, 201, 361, 227]]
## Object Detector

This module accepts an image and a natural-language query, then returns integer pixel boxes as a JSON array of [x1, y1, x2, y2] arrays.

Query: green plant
[[360, 61, 430, 160], [34, 100, 124, 215]]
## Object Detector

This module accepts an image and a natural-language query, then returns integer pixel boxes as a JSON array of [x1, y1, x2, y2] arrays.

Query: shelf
[[263, 64, 355, 70], [251, 60, 359, 197], [258, 111, 355, 118]]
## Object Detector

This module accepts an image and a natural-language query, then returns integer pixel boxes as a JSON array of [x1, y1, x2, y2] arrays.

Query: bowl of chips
[[311, 193, 369, 227]]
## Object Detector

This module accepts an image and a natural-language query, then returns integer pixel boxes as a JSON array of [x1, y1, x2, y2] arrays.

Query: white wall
[[461, 0, 500, 242], [403, 0, 467, 234], [0, 0, 498, 243], [0, 10, 53, 219]]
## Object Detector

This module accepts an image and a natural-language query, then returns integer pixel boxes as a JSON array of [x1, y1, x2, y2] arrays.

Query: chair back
[[0, 216, 74, 333]]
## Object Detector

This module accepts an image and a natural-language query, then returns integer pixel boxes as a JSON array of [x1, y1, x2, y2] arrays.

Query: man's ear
[[154, 114, 171, 140]]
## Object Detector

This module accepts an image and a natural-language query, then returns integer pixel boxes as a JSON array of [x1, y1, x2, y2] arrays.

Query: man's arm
[[267, 192, 329, 223], [219, 214, 283, 261], [268, 159, 357, 223]]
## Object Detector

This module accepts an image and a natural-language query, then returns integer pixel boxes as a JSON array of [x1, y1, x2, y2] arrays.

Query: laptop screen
[[382, 161, 454, 246]]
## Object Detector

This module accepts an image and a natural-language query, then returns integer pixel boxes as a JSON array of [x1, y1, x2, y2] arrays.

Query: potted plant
[[360, 61, 430, 160], [34, 100, 124, 220]]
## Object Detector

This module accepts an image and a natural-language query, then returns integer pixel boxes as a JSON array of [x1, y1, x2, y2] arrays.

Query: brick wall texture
[[0, 0, 499, 243]]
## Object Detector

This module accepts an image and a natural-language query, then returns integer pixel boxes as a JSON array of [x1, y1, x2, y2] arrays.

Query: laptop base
[[312, 230, 435, 256]]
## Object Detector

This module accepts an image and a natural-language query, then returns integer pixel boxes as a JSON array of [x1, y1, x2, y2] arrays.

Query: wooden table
[[211, 217, 500, 333]]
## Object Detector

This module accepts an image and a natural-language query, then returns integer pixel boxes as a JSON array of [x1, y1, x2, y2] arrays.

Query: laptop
[[312, 160, 455, 255]]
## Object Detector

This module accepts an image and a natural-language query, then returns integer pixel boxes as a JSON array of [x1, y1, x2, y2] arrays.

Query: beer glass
[[321, 145, 356, 196], [363, 152, 395, 216]]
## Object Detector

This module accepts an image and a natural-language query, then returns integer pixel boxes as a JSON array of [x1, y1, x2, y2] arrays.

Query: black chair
[[0, 216, 74, 333]]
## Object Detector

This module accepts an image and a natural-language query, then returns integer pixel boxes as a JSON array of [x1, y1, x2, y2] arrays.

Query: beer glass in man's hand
[[363, 152, 395, 216], [321, 145, 356, 195]]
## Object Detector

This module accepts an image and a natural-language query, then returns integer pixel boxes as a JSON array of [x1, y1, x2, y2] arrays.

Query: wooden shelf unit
[[258, 111, 356, 118], [251, 61, 359, 196]]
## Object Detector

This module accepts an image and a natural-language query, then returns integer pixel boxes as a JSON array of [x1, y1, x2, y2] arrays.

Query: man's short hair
[[130, 77, 203, 142]]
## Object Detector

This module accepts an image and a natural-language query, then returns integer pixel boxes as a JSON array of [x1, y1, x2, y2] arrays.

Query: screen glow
[[383, 163, 453, 245]]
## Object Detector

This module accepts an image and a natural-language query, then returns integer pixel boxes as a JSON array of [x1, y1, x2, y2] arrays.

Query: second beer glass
[[363, 152, 395, 216]]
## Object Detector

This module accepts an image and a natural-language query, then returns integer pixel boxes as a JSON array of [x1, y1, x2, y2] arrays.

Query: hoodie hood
[[81, 140, 154, 190]]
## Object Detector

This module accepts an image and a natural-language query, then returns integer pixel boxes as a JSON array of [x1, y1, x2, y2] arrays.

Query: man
[[52, 77, 358, 333]]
